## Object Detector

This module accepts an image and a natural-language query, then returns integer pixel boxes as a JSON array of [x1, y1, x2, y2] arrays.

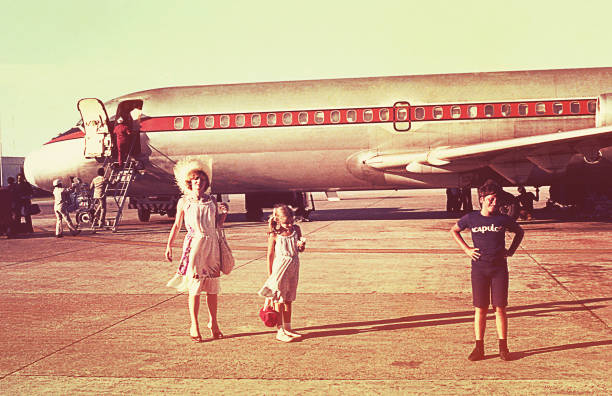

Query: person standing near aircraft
[[15, 174, 34, 233], [112, 116, 130, 167], [258, 204, 306, 342], [517, 186, 539, 220], [450, 180, 524, 361], [165, 159, 229, 342], [52, 179, 80, 237], [90, 168, 108, 227]]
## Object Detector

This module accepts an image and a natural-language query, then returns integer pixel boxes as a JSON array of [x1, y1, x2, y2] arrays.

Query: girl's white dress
[[167, 195, 221, 295], [258, 231, 300, 303]]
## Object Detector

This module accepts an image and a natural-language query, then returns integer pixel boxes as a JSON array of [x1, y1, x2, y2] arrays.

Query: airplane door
[[78, 98, 111, 158], [393, 101, 411, 132]]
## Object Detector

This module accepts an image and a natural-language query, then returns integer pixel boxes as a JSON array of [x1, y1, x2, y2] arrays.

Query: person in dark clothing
[[5, 177, 18, 237], [15, 174, 34, 233], [517, 186, 539, 220], [446, 188, 461, 212], [459, 187, 473, 212], [450, 180, 524, 361]]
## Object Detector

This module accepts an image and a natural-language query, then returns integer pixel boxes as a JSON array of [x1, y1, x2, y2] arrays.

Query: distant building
[[1, 156, 25, 186]]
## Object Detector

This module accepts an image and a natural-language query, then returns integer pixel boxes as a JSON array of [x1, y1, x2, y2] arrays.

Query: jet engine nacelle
[[596, 93, 612, 127]]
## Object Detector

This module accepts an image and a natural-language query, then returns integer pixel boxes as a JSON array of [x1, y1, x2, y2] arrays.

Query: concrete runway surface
[[0, 190, 610, 395]]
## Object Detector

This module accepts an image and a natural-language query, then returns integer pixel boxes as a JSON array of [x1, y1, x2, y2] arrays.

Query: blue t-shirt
[[457, 211, 520, 267]]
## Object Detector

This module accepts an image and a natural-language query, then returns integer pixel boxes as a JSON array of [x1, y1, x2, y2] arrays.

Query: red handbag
[[259, 299, 278, 327]]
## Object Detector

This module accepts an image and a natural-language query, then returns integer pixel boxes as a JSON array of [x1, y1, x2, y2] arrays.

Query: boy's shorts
[[471, 265, 508, 308]]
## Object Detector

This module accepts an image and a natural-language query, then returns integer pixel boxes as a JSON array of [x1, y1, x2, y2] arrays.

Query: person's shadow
[[225, 298, 612, 355]]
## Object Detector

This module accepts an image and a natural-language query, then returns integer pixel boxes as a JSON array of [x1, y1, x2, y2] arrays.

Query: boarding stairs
[[91, 154, 137, 233]]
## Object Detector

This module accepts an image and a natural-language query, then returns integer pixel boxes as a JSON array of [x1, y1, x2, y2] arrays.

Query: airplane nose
[[24, 146, 56, 191]]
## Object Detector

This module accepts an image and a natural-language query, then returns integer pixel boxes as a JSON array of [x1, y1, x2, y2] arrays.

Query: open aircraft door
[[393, 101, 411, 132], [78, 98, 112, 159]]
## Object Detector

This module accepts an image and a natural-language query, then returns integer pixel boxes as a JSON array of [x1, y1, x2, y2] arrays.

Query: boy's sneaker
[[276, 329, 295, 343], [71, 229, 81, 236], [499, 347, 511, 361], [468, 346, 485, 361]]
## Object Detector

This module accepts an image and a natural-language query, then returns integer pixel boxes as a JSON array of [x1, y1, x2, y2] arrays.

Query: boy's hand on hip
[[464, 247, 480, 260]]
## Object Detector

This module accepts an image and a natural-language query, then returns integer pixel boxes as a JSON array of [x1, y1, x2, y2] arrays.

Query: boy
[[450, 181, 524, 361]]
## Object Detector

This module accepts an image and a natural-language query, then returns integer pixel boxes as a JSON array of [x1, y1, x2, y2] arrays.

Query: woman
[[165, 159, 228, 342]]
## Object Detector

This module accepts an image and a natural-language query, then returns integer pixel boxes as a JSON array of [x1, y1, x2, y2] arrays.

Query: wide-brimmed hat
[[173, 157, 210, 195]]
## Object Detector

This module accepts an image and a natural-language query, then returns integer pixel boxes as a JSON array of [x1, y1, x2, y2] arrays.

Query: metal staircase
[[91, 156, 137, 233]]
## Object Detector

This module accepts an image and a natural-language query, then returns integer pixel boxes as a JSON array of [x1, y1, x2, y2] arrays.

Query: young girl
[[258, 204, 306, 342]]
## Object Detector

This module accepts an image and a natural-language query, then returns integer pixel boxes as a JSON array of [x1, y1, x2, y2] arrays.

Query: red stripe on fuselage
[[43, 98, 597, 144]]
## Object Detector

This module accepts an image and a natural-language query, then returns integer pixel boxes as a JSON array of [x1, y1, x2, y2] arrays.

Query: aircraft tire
[[138, 208, 151, 222], [167, 208, 176, 218]]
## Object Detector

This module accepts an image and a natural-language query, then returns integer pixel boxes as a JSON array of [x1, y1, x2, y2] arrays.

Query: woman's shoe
[[208, 323, 224, 339], [190, 334, 203, 343]]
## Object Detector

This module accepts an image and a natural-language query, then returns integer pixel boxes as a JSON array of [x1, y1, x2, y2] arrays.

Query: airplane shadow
[[219, 298, 611, 345]]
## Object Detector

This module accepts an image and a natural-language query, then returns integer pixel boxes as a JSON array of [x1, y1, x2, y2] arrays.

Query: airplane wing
[[365, 125, 612, 177]]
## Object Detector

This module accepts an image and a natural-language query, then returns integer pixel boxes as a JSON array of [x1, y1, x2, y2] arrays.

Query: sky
[[1, 0, 612, 156]]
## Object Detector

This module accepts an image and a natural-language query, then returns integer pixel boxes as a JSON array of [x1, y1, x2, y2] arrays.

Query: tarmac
[[0, 189, 610, 395]]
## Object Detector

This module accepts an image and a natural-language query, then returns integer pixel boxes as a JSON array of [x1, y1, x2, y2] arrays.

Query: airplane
[[24, 67, 612, 222]]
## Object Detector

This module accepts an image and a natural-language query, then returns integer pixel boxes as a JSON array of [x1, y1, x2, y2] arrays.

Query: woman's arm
[[165, 198, 185, 261], [266, 234, 276, 275]]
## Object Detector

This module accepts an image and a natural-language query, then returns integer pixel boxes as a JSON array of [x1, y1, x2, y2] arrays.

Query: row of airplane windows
[[172, 100, 597, 130]]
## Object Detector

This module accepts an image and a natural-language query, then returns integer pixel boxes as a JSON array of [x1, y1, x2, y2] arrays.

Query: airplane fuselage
[[25, 68, 612, 202]]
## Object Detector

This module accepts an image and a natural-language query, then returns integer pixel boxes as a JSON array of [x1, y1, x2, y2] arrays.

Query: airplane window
[[298, 112, 308, 125], [364, 109, 373, 122], [347, 110, 357, 122], [588, 100, 596, 113], [451, 106, 461, 119], [536, 102, 546, 114], [189, 116, 199, 129], [519, 104, 528, 116], [174, 117, 184, 129], [414, 107, 425, 120], [468, 106, 478, 118], [236, 114, 245, 127], [220, 115, 230, 128], [283, 112, 293, 125], [252, 114, 261, 127], [553, 103, 563, 115], [331, 110, 340, 123], [267, 113, 277, 126], [570, 101, 580, 114], [484, 105, 494, 117], [205, 116, 214, 128], [433, 106, 443, 119], [396, 108, 408, 121], [379, 108, 389, 121], [501, 104, 511, 117], [315, 111, 324, 124]]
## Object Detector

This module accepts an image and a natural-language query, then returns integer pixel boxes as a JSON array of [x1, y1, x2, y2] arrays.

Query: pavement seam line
[[521, 248, 611, 332], [0, 294, 183, 381]]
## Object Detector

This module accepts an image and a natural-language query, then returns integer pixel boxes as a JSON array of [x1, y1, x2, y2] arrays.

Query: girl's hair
[[268, 204, 294, 234], [173, 158, 210, 195]]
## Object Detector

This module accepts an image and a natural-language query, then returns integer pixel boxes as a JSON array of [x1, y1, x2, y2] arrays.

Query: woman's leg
[[206, 293, 222, 337], [282, 302, 292, 328], [188, 294, 201, 337]]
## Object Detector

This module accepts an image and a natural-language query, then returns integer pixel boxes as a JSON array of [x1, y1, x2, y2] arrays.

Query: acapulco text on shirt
[[471, 224, 503, 234]]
